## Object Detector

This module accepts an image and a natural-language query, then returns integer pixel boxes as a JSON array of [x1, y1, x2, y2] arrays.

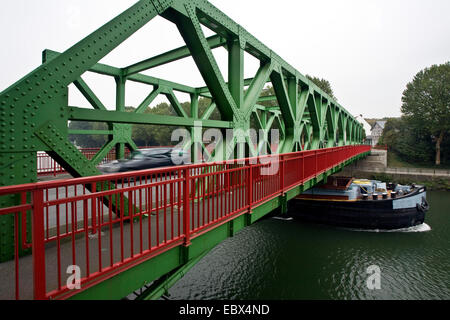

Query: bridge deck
[[0, 146, 370, 300], [0, 191, 242, 300]]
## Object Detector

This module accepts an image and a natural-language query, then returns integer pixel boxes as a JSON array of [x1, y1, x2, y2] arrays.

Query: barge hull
[[290, 199, 426, 230]]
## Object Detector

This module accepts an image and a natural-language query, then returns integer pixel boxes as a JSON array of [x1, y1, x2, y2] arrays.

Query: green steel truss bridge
[[0, 0, 369, 299]]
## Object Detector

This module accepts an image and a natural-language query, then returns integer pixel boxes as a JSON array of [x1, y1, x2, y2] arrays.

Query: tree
[[306, 75, 337, 101], [132, 102, 179, 147], [401, 62, 450, 165], [380, 117, 434, 163], [68, 121, 108, 148]]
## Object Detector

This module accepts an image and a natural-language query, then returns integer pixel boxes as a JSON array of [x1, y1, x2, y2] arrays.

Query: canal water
[[168, 191, 450, 300]]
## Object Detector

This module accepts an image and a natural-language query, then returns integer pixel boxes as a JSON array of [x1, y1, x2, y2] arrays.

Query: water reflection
[[168, 191, 450, 300]]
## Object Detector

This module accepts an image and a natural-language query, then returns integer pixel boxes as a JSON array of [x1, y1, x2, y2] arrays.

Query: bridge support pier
[[228, 219, 235, 237], [280, 194, 288, 216]]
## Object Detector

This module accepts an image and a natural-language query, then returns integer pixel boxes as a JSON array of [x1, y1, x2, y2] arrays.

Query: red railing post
[[315, 150, 318, 178], [91, 182, 97, 234], [247, 162, 253, 212], [32, 188, 46, 300], [280, 156, 285, 193], [183, 168, 191, 246]]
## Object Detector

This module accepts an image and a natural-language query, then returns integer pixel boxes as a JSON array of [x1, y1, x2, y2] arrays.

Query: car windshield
[[143, 148, 172, 156], [128, 151, 145, 160]]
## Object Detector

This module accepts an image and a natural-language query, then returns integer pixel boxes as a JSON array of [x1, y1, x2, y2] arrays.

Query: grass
[[387, 151, 450, 170]]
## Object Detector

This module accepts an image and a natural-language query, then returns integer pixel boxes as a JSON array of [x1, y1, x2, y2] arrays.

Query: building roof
[[372, 121, 387, 130]]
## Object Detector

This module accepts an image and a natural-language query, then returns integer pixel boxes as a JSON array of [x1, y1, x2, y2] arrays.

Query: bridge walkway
[[0, 146, 370, 300]]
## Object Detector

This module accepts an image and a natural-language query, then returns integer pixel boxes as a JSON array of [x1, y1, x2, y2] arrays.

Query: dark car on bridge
[[98, 148, 190, 173]]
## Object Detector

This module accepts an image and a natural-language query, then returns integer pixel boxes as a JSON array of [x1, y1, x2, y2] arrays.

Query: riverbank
[[387, 151, 450, 170], [338, 150, 450, 191], [336, 169, 450, 191]]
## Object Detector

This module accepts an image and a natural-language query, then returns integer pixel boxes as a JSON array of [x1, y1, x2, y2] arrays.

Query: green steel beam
[[228, 38, 245, 111], [43, 49, 197, 95], [165, 89, 189, 118], [270, 66, 295, 128], [172, 3, 240, 121], [190, 94, 202, 163], [35, 122, 100, 177], [68, 107, 233, 128], [73, 77, 107, 111], [115, 76, 127, 159], [196, 77, 265, 95], [326, 105, 338, 147], [124, 34, 227, 76], [135, 86, 163, 114], [68, 129, 113, 135], [201, 101, 217, 120], [257, 95, 277, 103], [91, 139, 117, 166], [243, 62, 274, 119]]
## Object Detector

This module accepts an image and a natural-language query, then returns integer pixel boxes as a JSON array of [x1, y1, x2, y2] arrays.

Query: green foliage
[[306, 75, 337, 101], [132, 101, 186, 147], [380, 117, 435, 163], [401, 62, 450, 136], [401, 62, 450, 165], [380, 62, 450, 166], [68, 121, 108, 148]]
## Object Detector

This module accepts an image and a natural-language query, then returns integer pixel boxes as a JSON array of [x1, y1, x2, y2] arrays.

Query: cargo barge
[[291, 177, 429, 230]]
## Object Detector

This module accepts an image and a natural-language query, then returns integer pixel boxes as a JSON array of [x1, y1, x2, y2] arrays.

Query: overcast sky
[[0, 0, 449, 119]]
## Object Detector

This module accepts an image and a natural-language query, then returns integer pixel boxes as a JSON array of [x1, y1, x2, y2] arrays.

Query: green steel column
[[280, 76, 299, 153], [115, 76, 126, 159], [190, 94, 201, 163], [307, 92, 322, 150], [326, 106, 337, 148], [228, 38, 244, 110]]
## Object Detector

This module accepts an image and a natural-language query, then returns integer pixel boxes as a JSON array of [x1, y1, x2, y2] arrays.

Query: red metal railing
[[0, 145, 370, 300]]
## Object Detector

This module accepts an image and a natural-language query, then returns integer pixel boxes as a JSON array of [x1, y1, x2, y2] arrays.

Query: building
[[370, 121, 387, 146]]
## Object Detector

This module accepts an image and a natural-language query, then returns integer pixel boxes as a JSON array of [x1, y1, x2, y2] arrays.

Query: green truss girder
[[68, 107, 232, 128], [35, 122, 100, 177], [124, 34, 227, 76], [0, 0, 364, 262]]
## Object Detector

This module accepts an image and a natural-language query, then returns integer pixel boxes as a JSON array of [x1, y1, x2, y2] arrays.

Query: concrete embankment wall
[[338, 150, 450, 182]]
